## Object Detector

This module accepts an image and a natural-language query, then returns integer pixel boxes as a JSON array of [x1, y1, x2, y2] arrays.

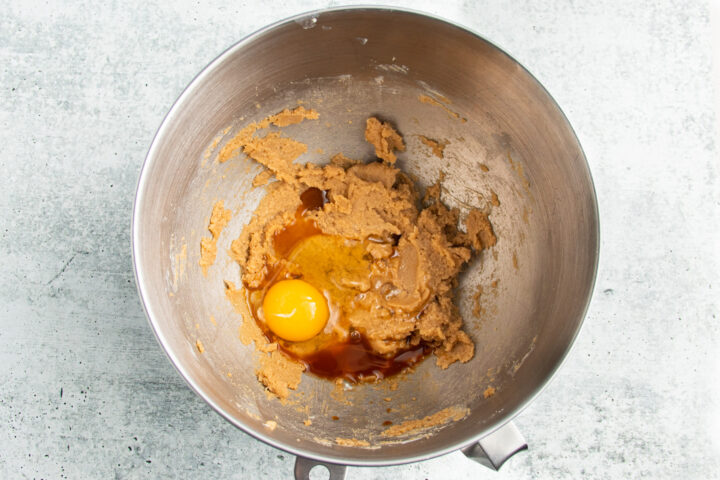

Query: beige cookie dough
[[380, 406, 469, 437], [418, 135, 447, 158], [199, 200, 232, 276], [216, 106, 496, 398], [364, 117, 405, 163]]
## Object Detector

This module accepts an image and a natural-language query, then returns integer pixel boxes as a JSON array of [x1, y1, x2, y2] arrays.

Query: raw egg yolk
[[262, 279, 329, 342]]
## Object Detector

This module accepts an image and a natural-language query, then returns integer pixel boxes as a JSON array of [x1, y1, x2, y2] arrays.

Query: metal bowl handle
[[461, 421, 528, 470], [294, 456, 347, 480]]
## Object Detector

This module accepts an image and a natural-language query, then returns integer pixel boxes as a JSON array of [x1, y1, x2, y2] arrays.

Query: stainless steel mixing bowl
[[132, 7, 599, 478]]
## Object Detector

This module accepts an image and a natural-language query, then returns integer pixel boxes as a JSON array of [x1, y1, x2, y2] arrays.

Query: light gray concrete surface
[[1, 0, 719, 478]]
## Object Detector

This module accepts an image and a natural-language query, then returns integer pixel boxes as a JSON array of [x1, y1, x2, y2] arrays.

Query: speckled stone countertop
[[1, 1, 719, 479]]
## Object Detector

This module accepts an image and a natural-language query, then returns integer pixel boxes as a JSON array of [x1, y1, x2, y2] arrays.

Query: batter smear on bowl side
[[215, 106, 496, 398]]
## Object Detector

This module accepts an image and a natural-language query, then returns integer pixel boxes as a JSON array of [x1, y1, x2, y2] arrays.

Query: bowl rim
[[131, 4, 600, 468]]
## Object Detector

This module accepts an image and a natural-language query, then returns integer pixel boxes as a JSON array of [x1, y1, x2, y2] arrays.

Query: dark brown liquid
[[296, 331, 430, 383], [250, 187, 431, 383]]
